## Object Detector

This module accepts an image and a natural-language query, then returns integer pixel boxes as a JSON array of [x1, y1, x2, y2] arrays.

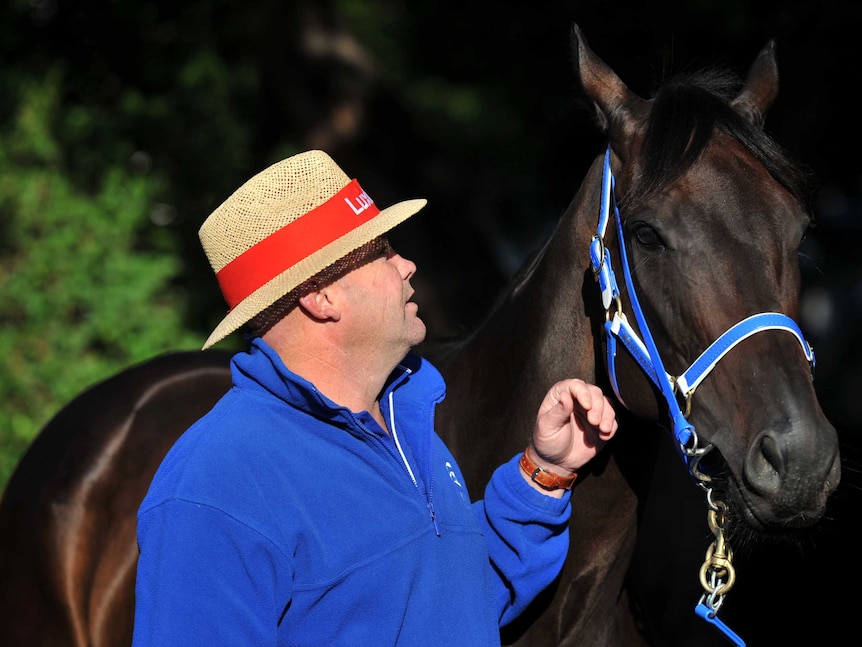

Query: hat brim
[[202, 198, 427, 349]]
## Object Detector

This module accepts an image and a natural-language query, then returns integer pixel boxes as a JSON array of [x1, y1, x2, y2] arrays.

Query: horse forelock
[[620, 67, 816, 221]]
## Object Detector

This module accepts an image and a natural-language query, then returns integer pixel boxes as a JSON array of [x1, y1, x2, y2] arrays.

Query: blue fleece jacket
[[133, 338, 571, 646]]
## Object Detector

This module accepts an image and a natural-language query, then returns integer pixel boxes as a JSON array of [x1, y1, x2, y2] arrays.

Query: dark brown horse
[[436, 24, 840, 646], [0, 24, 840, 647]]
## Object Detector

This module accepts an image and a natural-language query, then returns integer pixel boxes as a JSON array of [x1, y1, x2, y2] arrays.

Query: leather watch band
[[519, 446, 578, 490]]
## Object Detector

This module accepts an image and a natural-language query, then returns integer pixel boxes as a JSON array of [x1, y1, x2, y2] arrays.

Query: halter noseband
[[590, 145, 815, 646]]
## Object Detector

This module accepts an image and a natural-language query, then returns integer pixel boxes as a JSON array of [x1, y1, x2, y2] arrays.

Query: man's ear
[[298, 287, 342, 322]]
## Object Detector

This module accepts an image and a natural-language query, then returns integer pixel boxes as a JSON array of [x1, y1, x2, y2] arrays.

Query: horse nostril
[[744, 431, 784, 496], [758, 432, 784, 476]]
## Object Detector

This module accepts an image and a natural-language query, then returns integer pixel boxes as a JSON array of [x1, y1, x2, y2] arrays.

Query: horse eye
[[632, 222, 662, 248]]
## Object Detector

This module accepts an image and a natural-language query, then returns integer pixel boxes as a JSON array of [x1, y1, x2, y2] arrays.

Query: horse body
[[0, 25, 840, 647], [0, 351, 232, 647]]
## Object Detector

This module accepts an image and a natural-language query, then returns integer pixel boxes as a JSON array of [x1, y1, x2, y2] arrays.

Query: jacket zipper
[[388, 389, 440, 537]]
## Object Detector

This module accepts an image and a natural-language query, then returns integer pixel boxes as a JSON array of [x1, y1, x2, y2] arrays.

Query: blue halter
[[590, 146, 815, 466], [589, 145, 815, 646]]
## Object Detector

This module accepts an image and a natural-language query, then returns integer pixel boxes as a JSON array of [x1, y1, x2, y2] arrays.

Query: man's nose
[[393, 253, 417, 279]]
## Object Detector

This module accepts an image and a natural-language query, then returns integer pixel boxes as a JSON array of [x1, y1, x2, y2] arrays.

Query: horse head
[[571, 22, 840, 540]]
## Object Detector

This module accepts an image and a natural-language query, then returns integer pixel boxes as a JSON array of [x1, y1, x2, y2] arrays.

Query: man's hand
[[522, 379, 618, 496]]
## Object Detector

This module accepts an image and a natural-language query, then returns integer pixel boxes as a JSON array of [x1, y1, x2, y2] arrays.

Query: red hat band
[[216, 179, 379, 310]]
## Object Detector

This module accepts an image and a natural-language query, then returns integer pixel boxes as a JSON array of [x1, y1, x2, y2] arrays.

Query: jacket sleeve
[[133, 499, 290, 647], [472, 453, 572, 626]]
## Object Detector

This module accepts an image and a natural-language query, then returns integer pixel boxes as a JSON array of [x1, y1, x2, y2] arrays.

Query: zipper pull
[[427, 501, 441, 537]]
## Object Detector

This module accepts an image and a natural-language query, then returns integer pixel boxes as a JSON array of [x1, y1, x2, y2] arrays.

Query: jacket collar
[[230, 338, 444, 425]]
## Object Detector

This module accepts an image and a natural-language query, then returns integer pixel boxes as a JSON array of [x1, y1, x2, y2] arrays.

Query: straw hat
[[199, 150, 427, 349]]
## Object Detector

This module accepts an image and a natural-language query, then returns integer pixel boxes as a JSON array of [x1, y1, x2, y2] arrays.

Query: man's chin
[[409, 319, 427, 347]]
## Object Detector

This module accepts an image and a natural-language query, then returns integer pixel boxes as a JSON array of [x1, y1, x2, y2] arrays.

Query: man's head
[[198, 150, 426, 349]]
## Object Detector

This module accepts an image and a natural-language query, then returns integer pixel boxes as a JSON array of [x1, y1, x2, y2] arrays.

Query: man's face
[[333, 240, 426, 358]]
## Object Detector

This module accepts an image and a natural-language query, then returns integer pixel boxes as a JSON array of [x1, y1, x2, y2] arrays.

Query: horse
[[0, 23, 840, 647]]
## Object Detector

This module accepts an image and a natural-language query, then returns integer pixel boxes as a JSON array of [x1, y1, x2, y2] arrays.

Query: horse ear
[[570, 23, 648, 155], [731, 39, 779, 128]]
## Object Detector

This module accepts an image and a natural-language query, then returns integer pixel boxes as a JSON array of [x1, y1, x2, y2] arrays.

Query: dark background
[[3, 0, 860, 644]]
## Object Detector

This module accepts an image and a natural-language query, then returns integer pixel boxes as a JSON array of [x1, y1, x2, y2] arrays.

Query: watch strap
[[519, 446, 578, 490]]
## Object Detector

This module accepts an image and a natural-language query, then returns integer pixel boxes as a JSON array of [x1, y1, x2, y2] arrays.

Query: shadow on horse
[[0, 24, 840, 647]]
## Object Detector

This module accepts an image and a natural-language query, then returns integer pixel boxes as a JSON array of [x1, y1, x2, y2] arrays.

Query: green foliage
[[0, 69, 200, 490]]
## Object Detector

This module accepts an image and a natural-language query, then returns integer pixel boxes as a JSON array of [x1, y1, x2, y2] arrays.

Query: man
[[132, 150, 618, 646]]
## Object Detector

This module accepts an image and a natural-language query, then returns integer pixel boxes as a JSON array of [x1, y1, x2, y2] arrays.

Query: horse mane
[[621, 66, 817, 219]]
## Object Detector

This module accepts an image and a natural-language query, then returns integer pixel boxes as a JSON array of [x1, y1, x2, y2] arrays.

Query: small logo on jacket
[[445, 461, 468, 503]]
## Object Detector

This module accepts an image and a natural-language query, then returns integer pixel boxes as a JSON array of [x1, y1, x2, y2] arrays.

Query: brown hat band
[[216, 179, 379, 309]]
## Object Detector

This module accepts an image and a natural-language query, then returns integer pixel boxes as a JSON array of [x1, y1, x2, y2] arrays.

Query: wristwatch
[[519, 446, 578, 490]]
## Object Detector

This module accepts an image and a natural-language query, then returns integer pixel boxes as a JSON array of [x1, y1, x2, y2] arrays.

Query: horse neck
[[434, 156, 607, 470], [463, 156, 605, 369]]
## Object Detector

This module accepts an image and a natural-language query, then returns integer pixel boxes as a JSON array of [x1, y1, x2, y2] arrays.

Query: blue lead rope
[[695, 602, 746, 646]]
